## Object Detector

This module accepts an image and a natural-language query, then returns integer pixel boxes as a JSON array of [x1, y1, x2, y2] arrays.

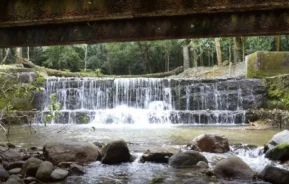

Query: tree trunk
[[215, 38, 222, 66], [234, 37, 243, 63], [275, 35, 281, 51], [27, 47, 30, 60], [183, 44, 190, 70], [1, 49, 10, 63], [16, 47, 22, 58], [17, 57, 183, 78]]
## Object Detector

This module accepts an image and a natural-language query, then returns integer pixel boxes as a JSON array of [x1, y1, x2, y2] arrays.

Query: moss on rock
[[246, 52, 289, 78], [265, 143, 289, 162]]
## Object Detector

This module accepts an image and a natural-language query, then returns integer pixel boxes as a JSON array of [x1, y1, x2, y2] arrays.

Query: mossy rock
[[265, 143, 289, 162], [266, 74, 289, 109], [246, 52, 289, 78]]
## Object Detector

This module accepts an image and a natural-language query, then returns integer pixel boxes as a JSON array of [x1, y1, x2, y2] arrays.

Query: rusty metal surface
[[1, 9, 289, 48], [1, 0, 289, 27]]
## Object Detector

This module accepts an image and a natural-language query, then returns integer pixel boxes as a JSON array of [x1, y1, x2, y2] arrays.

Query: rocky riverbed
[[1, 129, 289, 184]]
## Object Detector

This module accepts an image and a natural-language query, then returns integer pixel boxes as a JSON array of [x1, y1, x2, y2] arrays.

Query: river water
[[0, 124, 284, 184], [0, 77, 282, 183]]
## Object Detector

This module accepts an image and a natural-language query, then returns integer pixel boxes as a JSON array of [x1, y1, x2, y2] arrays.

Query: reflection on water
[[0, 125, 284, 184]]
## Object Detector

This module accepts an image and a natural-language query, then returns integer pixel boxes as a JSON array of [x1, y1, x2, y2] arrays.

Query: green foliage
[[44, 93, 61, 126]]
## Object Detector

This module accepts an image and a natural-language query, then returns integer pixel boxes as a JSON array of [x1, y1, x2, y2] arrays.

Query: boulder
[[267, 130, 289, 149], [168, 151, 208, 168], [101, 140, 131, 164], [21, 157, 42, 177], [50, 168, 69, 181], [0, 165, 9, 182], [191, 134, 230, 153], [35, 161, 53, 181], [265, 143, 289, 162], [259, 165, 289, 184], [43, 142, 101, 165], [140, 150, 173, 163], [213, 156, 254, 180], [0, 146, 23, 162], [5, 175, 24, 184]]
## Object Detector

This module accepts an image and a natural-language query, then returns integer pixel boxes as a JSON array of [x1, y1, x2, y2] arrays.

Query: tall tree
[[234, 37, 243, 63], [183, 39, 190, 70], [215, 38, 222, 65]]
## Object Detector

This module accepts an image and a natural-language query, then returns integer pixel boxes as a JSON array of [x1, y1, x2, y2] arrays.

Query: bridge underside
[[1, 0, 289, 47]]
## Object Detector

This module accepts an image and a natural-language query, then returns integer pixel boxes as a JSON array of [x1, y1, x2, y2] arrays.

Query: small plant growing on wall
[[44, 93, 61, 126]]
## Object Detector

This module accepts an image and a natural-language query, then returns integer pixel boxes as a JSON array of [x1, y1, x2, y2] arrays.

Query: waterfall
[[35, 77, 266, 125]]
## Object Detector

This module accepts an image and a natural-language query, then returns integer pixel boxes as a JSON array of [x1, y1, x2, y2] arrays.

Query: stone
[[24, 176, 37, 183], [265, 143, 289, 162], [191, 134, 230, 153], [168, 151, 208, 168], [0, 165, 9, 182], [259, 165, 289, 184], [43, 142, 101, 165], [101, 140, 131, 164], [196, 161, 209, 169], [58, 162, 75, 169], [5, 175, 24, 184], [213, 156, 254, 180], [35, 161, 53, 181], [267, 130, 289, 149], [69, 163, 86, 175], [0, 146, 23, 162], [21, 157, 42, 177], [140, 150, 173, 163], [50, 168, 69, 181], [8, 168, 21, 175], [6, 161, 25, 170]]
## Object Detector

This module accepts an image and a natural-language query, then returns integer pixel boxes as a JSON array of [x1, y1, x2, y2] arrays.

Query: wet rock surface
[[265, 143, 289, 162], [43, 142, 101, 165], [140, 150, 173, 163], [169, 151, 208, 168], [101, 140, 131, 164], [191, 134, 230, 153], [259, 165, 289, 184], [213, 156, 255, 180]]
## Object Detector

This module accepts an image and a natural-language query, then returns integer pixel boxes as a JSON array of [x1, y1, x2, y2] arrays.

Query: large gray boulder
[[21, 157, 43, 177], [259, 165, 289, 184], [267, 130, 289, 149], [43, 142, 101, 165], [191, 134, 230, 153], [35, 161, 53, 181], [101, 140, 131, 164], [213, 156, 254, 180], [168, 151, 208, 168]]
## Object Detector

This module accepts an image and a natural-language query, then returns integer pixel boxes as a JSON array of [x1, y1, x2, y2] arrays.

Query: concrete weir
[[1, 0, 289, 47]]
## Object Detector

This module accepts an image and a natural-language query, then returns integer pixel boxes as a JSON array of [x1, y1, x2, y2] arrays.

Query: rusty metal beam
[[1, 0, 289, 28], [1, 9, 289, 48]]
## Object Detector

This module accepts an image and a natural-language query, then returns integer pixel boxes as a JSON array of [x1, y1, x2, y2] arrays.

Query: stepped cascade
[[35, 78, 266, 125]]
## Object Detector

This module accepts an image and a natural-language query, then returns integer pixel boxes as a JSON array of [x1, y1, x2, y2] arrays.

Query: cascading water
[[35, 77, 266, 125]]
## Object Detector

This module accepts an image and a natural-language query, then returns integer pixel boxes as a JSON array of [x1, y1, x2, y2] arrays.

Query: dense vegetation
[[0, 36, 287, 75]]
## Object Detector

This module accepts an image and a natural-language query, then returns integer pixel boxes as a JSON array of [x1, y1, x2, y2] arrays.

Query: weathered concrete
[[1, 0, 289, 47], [246, 52, 289, 78]]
